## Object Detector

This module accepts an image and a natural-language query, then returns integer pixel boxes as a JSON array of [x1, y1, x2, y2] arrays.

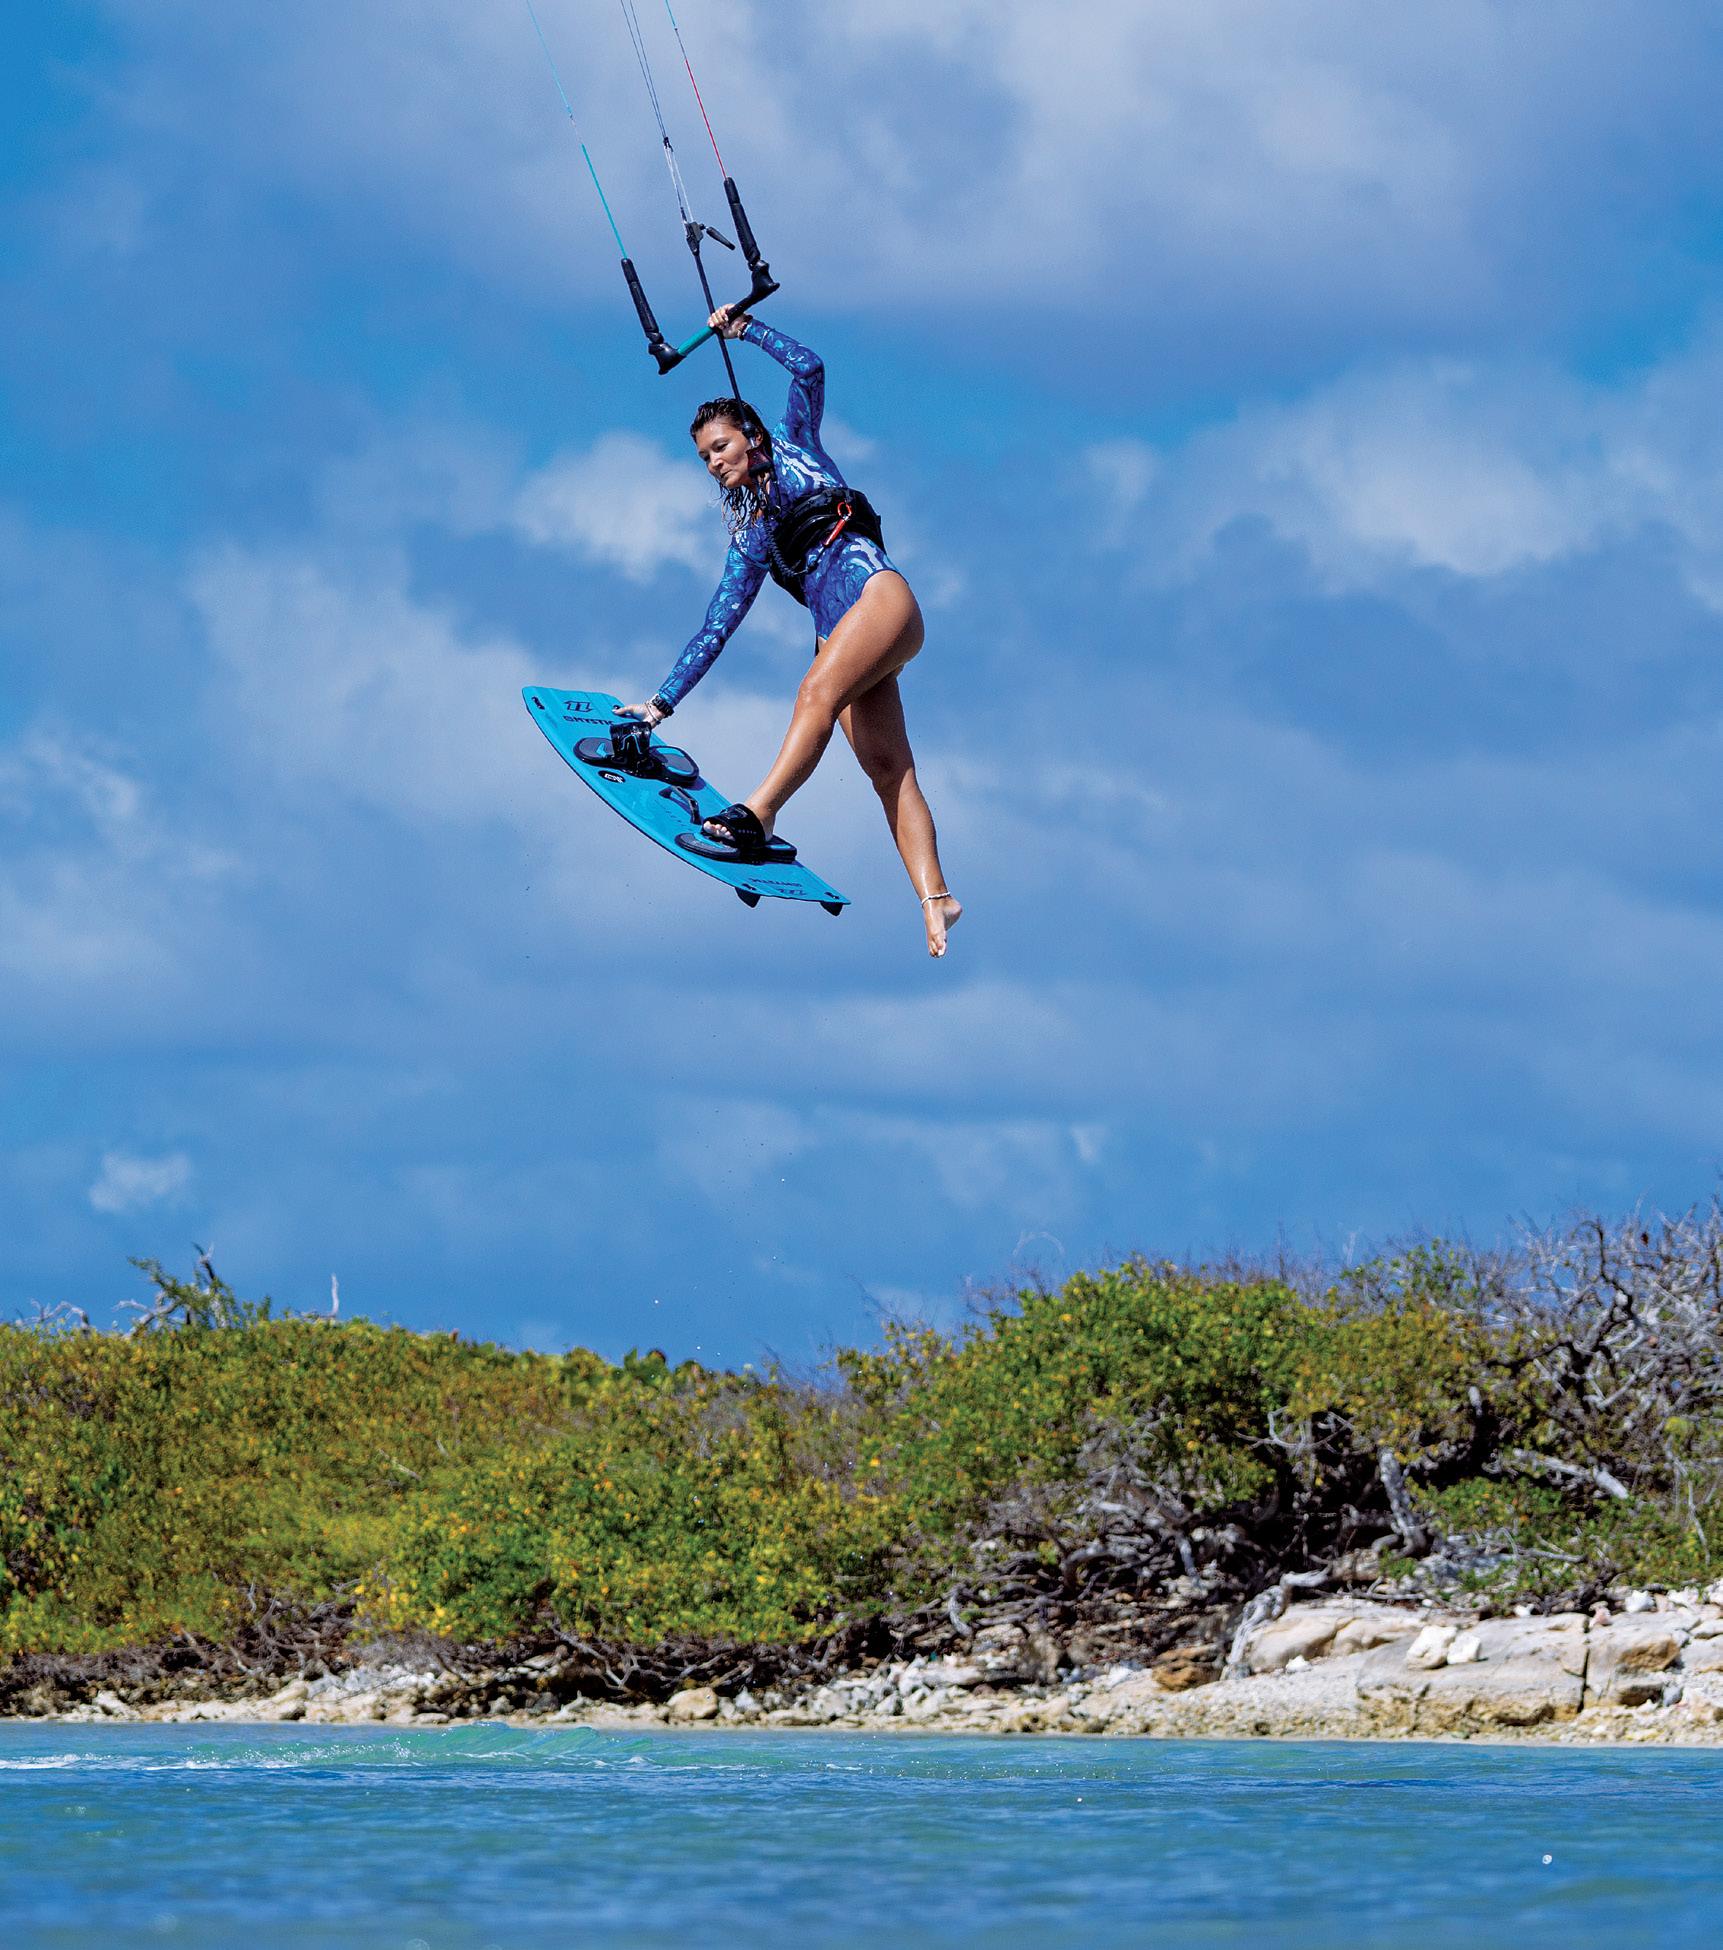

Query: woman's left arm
[[709, 304, 826, 446], [743, 319, 825, 447]]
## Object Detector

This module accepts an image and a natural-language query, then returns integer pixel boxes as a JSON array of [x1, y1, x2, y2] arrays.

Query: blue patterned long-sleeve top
[[653, 321, 848, 710]]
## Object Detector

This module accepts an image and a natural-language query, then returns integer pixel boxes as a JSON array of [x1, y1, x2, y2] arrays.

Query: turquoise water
[[0, 1725, 1718, 1947]]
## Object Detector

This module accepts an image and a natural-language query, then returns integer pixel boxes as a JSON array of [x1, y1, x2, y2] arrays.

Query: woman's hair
[[691, 396, 773, 535]]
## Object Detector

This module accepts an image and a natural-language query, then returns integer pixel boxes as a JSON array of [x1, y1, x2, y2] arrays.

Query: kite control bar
[[622, 176, 779, 375], [528, 2, 780, 389]]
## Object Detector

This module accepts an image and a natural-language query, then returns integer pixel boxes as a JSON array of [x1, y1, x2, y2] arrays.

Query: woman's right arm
[[625, 539, 768, 718]]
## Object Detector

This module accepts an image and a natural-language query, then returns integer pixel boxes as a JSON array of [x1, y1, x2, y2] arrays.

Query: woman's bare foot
[[702, 799, 774, 845], [921, 892, 962, 957]]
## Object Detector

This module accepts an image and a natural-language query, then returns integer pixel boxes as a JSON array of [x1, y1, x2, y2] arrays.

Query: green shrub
[[375, 1372, 905, 1642], [7, 1220, 1723, 1659], [0, 1308, 570, 1652]]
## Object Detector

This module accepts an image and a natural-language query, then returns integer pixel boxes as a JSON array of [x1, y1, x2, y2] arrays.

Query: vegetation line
[[4, 1208, 1721, 1703]]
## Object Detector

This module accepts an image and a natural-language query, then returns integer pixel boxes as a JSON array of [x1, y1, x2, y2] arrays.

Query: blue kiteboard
[[524, 687, 849, 913]]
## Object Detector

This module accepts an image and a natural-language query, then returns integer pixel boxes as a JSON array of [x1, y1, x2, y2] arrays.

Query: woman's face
[[695, 416, 756, 492]]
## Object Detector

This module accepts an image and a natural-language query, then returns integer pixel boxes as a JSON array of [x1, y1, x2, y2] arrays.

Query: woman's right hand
[[709, 304, 751, 341], [616, 699, 667, 727]]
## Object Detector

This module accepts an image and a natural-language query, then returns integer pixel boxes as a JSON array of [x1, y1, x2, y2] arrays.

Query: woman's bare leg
[[730, 572, 924, 830], [708, 570, 958, 953], [838, 675, 962, 957]]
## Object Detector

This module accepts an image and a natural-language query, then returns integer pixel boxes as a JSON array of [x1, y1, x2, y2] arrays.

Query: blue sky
[[5, 1, 1723, 1363]]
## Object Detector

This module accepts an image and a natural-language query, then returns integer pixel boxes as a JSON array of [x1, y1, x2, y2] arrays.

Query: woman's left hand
[[709, 304, 751, 341]]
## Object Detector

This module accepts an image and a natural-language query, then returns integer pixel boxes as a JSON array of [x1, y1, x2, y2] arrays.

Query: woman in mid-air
[[620, 305, 961, 957]]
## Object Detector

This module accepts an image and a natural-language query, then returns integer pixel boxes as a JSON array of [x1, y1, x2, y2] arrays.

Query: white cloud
[[514, 432, 714, 581], [316, 422, 519, 540], [657, 1099, 812, 1202], [1087, 325, 1723, 605], [89, 1149, 192, 1215], [0, 732, 145, 834], [654, 1092, 1105, 1219], [89, 0, 1723, 328], [0, 729, 239, 1000], [190, 544, 554, 829]]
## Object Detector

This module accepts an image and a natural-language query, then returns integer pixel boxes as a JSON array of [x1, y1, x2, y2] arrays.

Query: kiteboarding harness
[[649, 322, 897, 715]]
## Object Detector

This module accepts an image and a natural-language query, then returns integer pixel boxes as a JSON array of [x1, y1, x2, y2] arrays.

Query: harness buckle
[[820, 500, 853, 551]]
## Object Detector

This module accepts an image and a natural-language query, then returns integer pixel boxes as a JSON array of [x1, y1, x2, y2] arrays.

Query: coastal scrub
[[4, 1211, 1722, 1676]]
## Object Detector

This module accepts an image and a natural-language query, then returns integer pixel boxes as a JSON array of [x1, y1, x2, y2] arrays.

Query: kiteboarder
[[619, 306, 962, 957]]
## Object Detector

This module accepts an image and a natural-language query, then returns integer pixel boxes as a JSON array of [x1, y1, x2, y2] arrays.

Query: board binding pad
[[524, 688, 849, 913]]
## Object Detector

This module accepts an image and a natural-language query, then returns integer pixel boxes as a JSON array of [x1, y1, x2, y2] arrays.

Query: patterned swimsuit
[[653, 322, 899, 711]]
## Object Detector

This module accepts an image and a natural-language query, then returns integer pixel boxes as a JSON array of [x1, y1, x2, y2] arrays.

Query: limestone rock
[[1152, 1647, 1219, 1692], [1098, 1672, 1175, 1721], [921, 1661, 986, 1689], [1360, 1614, 1586, 1731], [174, 1700, 249, 1724], [1446, 1632, 1483, 1666], [664, 1685, 721, 1723], [1019, 1630, 1063, 1685], [1332, 1612, 1419, 1655], [261, 1678, 308, 1722], [993, 1694, 1074, 1734], [1248, 1608, 1343, 1673], [1588, 1628, 1682, 1706], [1404, 1624, 1458, 1670], [1677, 1671, 1723, 1727], [1683, 1637, 1723, 1674], [902, 1687, 956, 1724]]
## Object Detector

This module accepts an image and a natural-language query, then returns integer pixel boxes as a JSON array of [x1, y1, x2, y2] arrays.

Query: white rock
[[1285, 1655, 1310, 1673], [902, 1687, 956, 1723], [1361, 1615, 1587, 1730], [664, 1686, 721, 1723], [92, 1689, 130, 1717], [1248, 1607, 1345, 1673], [922, 1661, 985, 1689], [1446, 1633, 1483, 1666], [1405, 1624, 1459, 1670], [1333, 1613, 1420, 1655], [1587, 1627, 1682, 1706], [1623, 1589, 1657, 1614]]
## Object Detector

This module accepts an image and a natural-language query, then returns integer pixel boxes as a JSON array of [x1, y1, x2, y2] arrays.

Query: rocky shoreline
[[18, 1585, 1723, 1747]]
